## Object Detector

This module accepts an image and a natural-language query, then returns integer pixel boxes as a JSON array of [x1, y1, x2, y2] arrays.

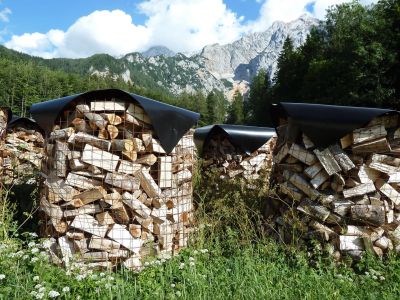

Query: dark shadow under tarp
[[29, 89, 200, 154], [8, 116, 45, 135], [271, 102, 399, 148], [194, 124, 276, 156]]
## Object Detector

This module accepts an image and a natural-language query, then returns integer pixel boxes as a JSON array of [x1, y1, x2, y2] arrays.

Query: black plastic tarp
[[194, 124, 276, 156], [29, 89, 200, 153], [271, 102, 399, 148], [8, 116, 45, 135]]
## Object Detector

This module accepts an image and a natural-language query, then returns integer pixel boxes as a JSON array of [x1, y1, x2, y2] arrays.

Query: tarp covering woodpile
[[269, 102, 400, 259], [30, 89, 200, 270], [2, 116, 45, 185], [194, 124, 276, 180]]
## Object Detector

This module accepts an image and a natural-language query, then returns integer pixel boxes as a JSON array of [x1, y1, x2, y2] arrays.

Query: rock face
[[199, 15, 318, 82], [30, 15, 318, 99], [142, 46, 176, 58]]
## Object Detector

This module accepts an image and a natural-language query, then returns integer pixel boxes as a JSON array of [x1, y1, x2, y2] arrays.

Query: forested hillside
[[0, 0, 398, 128], [245, 0, 400, 126], [0, 48, 228, 126]]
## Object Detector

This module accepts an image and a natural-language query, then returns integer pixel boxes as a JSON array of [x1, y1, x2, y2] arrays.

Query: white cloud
[[0, 7, 11, 22], [249, 0, 379, 31], [3, 0, 379, 58], [137, 0, 244, 53]]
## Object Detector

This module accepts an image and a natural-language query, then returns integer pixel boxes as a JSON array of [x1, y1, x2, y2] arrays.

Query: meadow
[[1, 171, 400, 300]]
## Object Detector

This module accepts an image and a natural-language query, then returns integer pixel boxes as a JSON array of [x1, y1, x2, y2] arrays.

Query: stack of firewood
[[40, 100, 195, 270], [0, 108, 9, 193], [2, 120, 45, 185], [202, 134, 276, 180], [271, 114, 400, 259]]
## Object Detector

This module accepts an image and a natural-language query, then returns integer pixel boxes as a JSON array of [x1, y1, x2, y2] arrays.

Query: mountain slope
[[1, 15, 318, 99]]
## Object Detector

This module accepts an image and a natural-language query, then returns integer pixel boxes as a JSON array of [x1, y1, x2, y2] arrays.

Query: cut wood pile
[[272, 113, 400, 259], [202, 134, 276, 180], [2, 119, 45, 185], [0, 108, 9, 194], [40, 99, 196, 270]]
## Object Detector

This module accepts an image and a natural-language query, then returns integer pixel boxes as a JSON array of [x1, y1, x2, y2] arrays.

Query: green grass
[[1, 234, 400, 300], [1, 172, 400, 299]]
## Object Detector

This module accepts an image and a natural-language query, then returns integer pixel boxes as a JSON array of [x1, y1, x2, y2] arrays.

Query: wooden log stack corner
[[2, 117, 45, 185], [30, 89, 199, 270], [194, 124, 276, 181], [0, 107, 11, 198], [269, 102, 400, 260]]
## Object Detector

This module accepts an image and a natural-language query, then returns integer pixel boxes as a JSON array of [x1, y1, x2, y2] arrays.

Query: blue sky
[[0, 0, 376, 58], [1, 0, 261, 38]]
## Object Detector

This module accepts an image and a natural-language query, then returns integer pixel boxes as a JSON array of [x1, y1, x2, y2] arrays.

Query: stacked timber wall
[[270, 103, 400, 259], [194, 125, 276, 180]]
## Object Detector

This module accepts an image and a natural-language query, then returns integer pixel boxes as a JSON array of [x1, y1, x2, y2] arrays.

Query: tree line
[[242, 0, 400, 126]]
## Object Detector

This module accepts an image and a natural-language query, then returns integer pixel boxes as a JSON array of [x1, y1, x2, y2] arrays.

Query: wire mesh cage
[[39, 96, 196, 270], [270, 108, 400, 259]]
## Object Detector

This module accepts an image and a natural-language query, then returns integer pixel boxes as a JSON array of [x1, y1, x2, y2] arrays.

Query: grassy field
[[1, 173, 400, 299]]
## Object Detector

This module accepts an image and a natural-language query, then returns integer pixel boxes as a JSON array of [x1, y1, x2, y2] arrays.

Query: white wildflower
[[189, 257, 195, 262], [23, 255, 29, 260], [372, 275, 378, 280], [41, 240, 52, 249], [62, 287, 70, 293], [193, 250, 199, 255], [380, 276, 385, 281], [154, 260, 161, 265], [31, 257, 39, 263], [28, 242, 36, 248], [30, 291, 37, 296], [144, 262, 150, 267], [179, 263, 185, 269], [0, 274, 5, 280], [171, 284, 176, 288], [16, 250, 24, 257], [107, 276, 114, 281], [227, 268, 232, 272], [38, 287, 46, 293], [160, 258, 166, 263], [76, 274, 85, 281], [99, 272, 105, 277], [31, 248, 39, 254], [30, 232, 38, 238], [176, 291, 182, 297], [48, 290, 60, 298], [33, 276, 40, 281], [105, 283, 112, 289], [35, 292, 44, 299], [189, 261, 195, 267], [200, 249, 208, 254], [35, 284, 42, 289]]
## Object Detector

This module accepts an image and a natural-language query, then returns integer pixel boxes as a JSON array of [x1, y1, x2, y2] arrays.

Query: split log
[[70, 214, 108, 237], [81, 144, 119, 172], [105, 172, 140, 192], [314, 148, 341, 176], [90, 101, 126, 112], [288, 143, 317, 166], [107, 224, 143, 254]]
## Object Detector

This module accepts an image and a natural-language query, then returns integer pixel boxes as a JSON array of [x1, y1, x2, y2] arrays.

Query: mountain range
[[1, 15, 318, 100]]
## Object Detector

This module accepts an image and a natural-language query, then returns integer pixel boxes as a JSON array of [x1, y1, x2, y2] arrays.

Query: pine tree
[[227, 91, 244, 124], [245, 69, 272, 126]]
